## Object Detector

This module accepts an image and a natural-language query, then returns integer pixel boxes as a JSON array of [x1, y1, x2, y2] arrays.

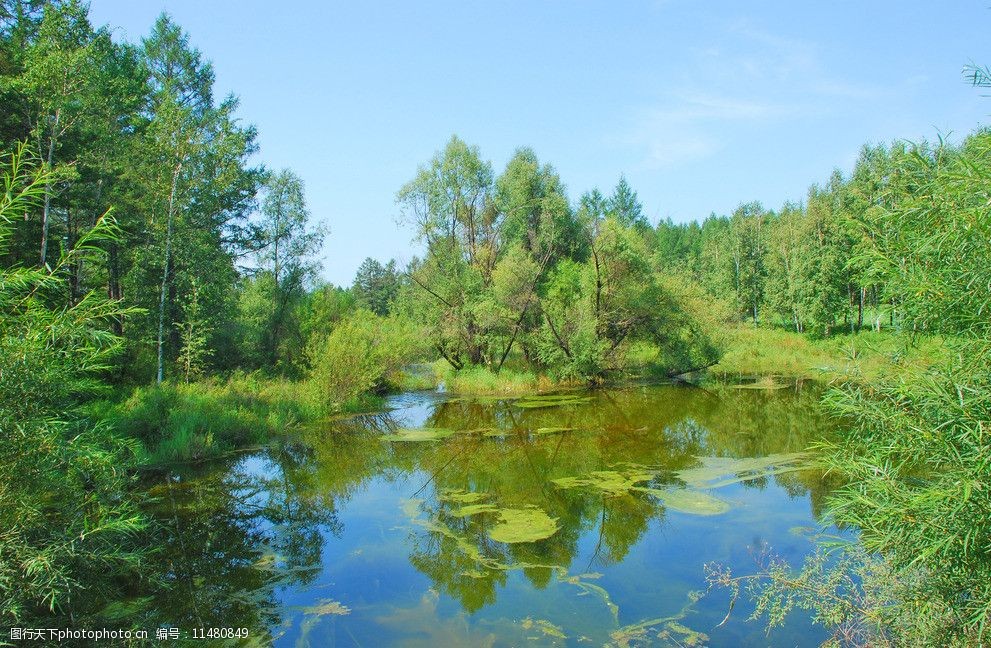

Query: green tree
[[176, 278, 211, 383], [126, 14, 262, 382], [764, 202, 805, 331], [607, 175, 649, 232], [247, 168, 324, 370], [397, 135, 495, 367], [352, 257, 401, 316], [728, 201, 768, 324]]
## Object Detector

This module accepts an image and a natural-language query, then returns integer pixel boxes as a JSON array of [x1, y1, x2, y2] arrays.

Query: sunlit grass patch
[[104, 372, 381, 464]]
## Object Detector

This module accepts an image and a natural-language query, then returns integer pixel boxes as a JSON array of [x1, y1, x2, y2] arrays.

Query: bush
[[307, 310, 425, 405]]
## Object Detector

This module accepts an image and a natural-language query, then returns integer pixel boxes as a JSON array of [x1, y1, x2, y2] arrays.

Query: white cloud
[[619, 22, 884, 170], [619, 92, 790, 169]]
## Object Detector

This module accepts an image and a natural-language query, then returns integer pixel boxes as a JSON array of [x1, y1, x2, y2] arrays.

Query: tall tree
[[397, 135, 496, 367], [131, 14, 262, 382], [607, 175, 649, 232], [248, 168, 323, 369], [352, 257, 400, 316], [728, 201, 768, 325], [10, 1, 114, 265]]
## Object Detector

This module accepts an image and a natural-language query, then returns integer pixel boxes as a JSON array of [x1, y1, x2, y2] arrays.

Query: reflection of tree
[[134, 423, 386, 636], [395, 382, 838, 612], [130, 382, 839, 631]]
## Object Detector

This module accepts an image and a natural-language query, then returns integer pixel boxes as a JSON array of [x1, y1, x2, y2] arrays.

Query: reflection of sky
[[261, 389, 842, 647]]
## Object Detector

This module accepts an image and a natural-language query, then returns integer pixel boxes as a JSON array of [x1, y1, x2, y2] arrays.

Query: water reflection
[[126, 382, 837, 646]]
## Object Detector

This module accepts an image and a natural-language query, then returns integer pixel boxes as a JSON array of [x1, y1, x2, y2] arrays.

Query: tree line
[[0, 0, 328, 385]]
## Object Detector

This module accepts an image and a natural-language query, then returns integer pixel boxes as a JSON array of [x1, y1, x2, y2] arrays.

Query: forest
[[1, 2, 990, 646]]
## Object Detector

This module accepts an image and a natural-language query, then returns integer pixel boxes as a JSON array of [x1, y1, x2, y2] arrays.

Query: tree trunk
[[858, 286, 864, 330], [157, 161, 183, 384], [39, 112, 59, 266]]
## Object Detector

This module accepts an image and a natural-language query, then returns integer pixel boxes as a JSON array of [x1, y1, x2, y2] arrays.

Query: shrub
[[307, 310, 426, 406]]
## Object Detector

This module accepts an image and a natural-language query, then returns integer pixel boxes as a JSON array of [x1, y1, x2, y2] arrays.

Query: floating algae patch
[[515, 394, 593, 409], [556, 569, 619, 625], [609, 591, 707, 648], [521, 617, 567, 640], [296, 598, 352, 647], [451, 503, 499, 517], [675, 452, 812, 489], [438, 488, 489, 505], [299, 598, 351, 616], [402, 498, 497, 568], [636, 487, 730, 516], [488, 506, 560, 543], [552, 465, 731, 515], [381, 427, 455, 442], [611, 618, 708, 648], [402, 498, 563, 574], [551, 468, 657, 496]]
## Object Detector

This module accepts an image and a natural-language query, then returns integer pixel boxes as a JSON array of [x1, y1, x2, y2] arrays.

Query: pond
[[136, 381, 841, 646]]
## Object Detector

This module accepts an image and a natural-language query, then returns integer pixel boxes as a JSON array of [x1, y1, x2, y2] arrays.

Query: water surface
[[141, 382, 838, 646]]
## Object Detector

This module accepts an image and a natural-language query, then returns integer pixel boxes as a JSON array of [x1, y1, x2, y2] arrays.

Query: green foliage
[[708, 128, 991, 646], [352, 256, 401, 315], [398, 138, 717, 381], [436, 364, 549, 395], [0, 147, 144, 623], [176, 278, 212, 382], [308, 310, 427, 406], [806, 131, 991, 644], [109, 373, 327, 463], [235, 169, 324, 375]]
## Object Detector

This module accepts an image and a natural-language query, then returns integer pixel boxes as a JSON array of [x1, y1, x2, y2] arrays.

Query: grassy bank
[[98, 373, 382, 465], [396, 360, 584, 396], [710, 325, 951, 382], [104, 326, 952, 467]]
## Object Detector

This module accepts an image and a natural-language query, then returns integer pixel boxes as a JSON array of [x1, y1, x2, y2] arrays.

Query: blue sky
[[89, 1, 990, 286]]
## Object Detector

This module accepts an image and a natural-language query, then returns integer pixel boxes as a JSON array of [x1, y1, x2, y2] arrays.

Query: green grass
[[101, 372, 381, 465], [428, 361, 577, 396], [710, 325, 951, 383]]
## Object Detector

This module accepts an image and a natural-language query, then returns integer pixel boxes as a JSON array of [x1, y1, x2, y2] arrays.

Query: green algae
[[381, 427, 455, 442], [558, 570, 619, 625], [551, 469, 655, 496], [552, 454, 811, 515], [451, 503, 499, 517], [608, 591, 706, 647], [551, 465, 731, 515], [300, 598, 351, 616], [636, 487, 731, 516], [488, 506, 560, 543], [515, 394, 593, 409], [675, 452, 811, 489], [521, 617, 567, 639], [438, 489, 488, 504]]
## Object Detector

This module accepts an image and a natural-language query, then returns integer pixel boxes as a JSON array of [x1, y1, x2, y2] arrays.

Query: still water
[[141, 382, 839, 646]]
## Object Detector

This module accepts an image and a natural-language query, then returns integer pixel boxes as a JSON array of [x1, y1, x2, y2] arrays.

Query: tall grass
[[710, 325, 949, 382], [105, 372, 380, 464]]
